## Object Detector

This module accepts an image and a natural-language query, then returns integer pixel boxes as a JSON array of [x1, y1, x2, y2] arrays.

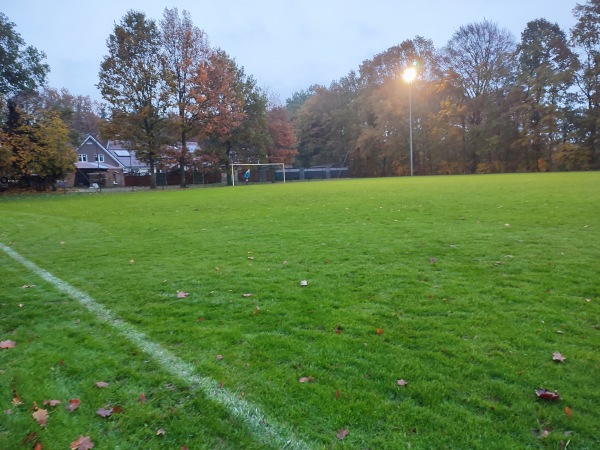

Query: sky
[[2, 0, 581, 104]]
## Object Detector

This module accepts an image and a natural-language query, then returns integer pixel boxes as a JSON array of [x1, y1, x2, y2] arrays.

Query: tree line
[[1, 2, 598, 190], [288, 0, 600, 176]]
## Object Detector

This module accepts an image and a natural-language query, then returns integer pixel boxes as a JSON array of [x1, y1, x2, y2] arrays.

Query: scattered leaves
[[553, 352, 566, 362], [0, 340, 16, 349], [70, 435, 95, 450], [95, 381, 109, 388], [32, 408, 48, 427], [336, 428, 349, 440], [535, 388, 560, 400], [65, 399, 81, 412], [565, 406, 573, 417], [177, 291, 189, 298], [397, 379, 408, 386]]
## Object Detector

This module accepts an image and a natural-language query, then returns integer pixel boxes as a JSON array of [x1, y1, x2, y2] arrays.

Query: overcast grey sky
[[2, 0, 580, 103]]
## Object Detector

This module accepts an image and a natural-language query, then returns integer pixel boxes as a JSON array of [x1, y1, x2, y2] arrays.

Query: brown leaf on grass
[[139, 393, 146, 403], [22, 431, 37, 445], [156, 428, 166, 436], [33, 443, 43, 450], [397, 379, 408, 386], [298, 376, 314, 383], [32, 408, 48, 426], [96, 407, 113, 417], [12, 395, 23, 406], [539, 429, 550, 439], [335, 390, 341, 399], [95, 381, 109, 388], [336, 428, 349, 440], [0, 340, 16, 349], [66, 399, 81, 412], [535, 388, 560, 400], [43, 400, 61, 407], [565, 406, 573, 417], [552, 352, 566, 362], [216, 354, 223, 361], [177, 291, 189, 298], [70, 435, 95, 450], [335, 325, 343, 334], [376, 328, 384, 335]]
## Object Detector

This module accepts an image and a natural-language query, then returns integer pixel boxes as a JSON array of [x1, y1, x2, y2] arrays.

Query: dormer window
[[95, 154, 104, 162], [78, 154, 88, 162]]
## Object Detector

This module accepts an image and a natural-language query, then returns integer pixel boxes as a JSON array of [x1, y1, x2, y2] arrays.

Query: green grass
[[1, 173, 599, 449]]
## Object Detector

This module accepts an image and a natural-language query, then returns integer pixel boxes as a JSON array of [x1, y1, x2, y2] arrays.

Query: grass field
[[1, 172, 599, 449]]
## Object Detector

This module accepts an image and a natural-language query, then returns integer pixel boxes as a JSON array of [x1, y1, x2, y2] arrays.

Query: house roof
[[105, 140, 148, 169]]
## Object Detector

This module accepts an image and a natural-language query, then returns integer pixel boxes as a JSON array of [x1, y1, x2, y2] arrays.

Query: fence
[[124, 171, 222, 187]]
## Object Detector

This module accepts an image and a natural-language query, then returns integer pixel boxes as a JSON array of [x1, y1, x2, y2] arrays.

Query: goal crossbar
[[231, 163, 285, 186]]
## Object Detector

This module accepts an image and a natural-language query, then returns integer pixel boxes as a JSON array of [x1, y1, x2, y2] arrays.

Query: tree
[[0, 13, 49, 103], [441, 20, 516, 172], [515, 19, 577, 171], [98, 10, 171, 189], [266, 106, 297, 164], [161, 7, 211, 187], [2, 95, 74, 188], [571, 0, 600, 168]]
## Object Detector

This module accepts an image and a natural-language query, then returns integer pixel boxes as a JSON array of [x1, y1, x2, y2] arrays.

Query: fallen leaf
[[22, 431, 37, 445], [429, 258, 437, 263], [535, 388, 560, 400], [0, 340, 16, 349], [70, 435, 95, 450], [247, 256, 254, 260], [32, 408, 48, 427], [564, 406, 573, 417], [335, 325, 343, 334], [300, 280, 308, 286], [65, 399, 81, 412], [376, 328, 384, 335], [177, 291, 189, 298], [540, 429, 550, 439], [156, 428, 166, 436], [19, 303, 23, 307], [216, 354, 223, 361], [43, 400, 61, 407], [96, 407, 113, 417], [129, 259, 135, 264], [335, 390, 341, 399], [21, 284, 35, 288], [197, 317, 205, 322], [243, 293, 252, 297], [139, 393, 146, 403], [298, 376, 314, 383], [95, 381, 109, 388], [336, 428, 349, 440], [553, 352, 566, 362], [33, 443, 42, 450], [12, 395, 22, 406], [397, 379, 408, 386]]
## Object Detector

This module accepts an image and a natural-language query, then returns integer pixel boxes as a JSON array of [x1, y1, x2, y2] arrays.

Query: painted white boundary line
[[0, 242, 311, 450]]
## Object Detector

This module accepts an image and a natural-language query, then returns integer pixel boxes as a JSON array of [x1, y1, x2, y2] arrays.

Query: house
[[71, 135, 124, 187]]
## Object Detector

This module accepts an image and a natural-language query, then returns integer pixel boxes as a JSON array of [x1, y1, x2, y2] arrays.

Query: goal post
[[230, 163, 286, 186]]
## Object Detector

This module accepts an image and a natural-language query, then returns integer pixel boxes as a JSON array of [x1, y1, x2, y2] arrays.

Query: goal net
[[230, 163, 286, 186]]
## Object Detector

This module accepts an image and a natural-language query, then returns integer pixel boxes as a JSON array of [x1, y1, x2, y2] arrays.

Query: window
[[78, 154, 88, 162], [95, 154, 104, 162]]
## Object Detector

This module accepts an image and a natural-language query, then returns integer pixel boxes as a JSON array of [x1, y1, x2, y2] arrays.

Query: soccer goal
[[230, 163, 286, 186]]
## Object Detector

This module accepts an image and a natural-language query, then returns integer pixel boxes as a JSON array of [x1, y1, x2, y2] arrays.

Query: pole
[[408, 81, 413, 177]]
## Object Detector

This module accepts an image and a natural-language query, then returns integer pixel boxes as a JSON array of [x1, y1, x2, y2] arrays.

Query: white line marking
[[1, 242, 311, 450]]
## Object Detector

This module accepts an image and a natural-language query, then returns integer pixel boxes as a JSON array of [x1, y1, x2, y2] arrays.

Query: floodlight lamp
[[403, 66, 417, 83]]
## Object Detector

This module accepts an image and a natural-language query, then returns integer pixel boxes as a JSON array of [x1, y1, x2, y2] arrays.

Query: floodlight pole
[[408, 81, 413, 177]]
